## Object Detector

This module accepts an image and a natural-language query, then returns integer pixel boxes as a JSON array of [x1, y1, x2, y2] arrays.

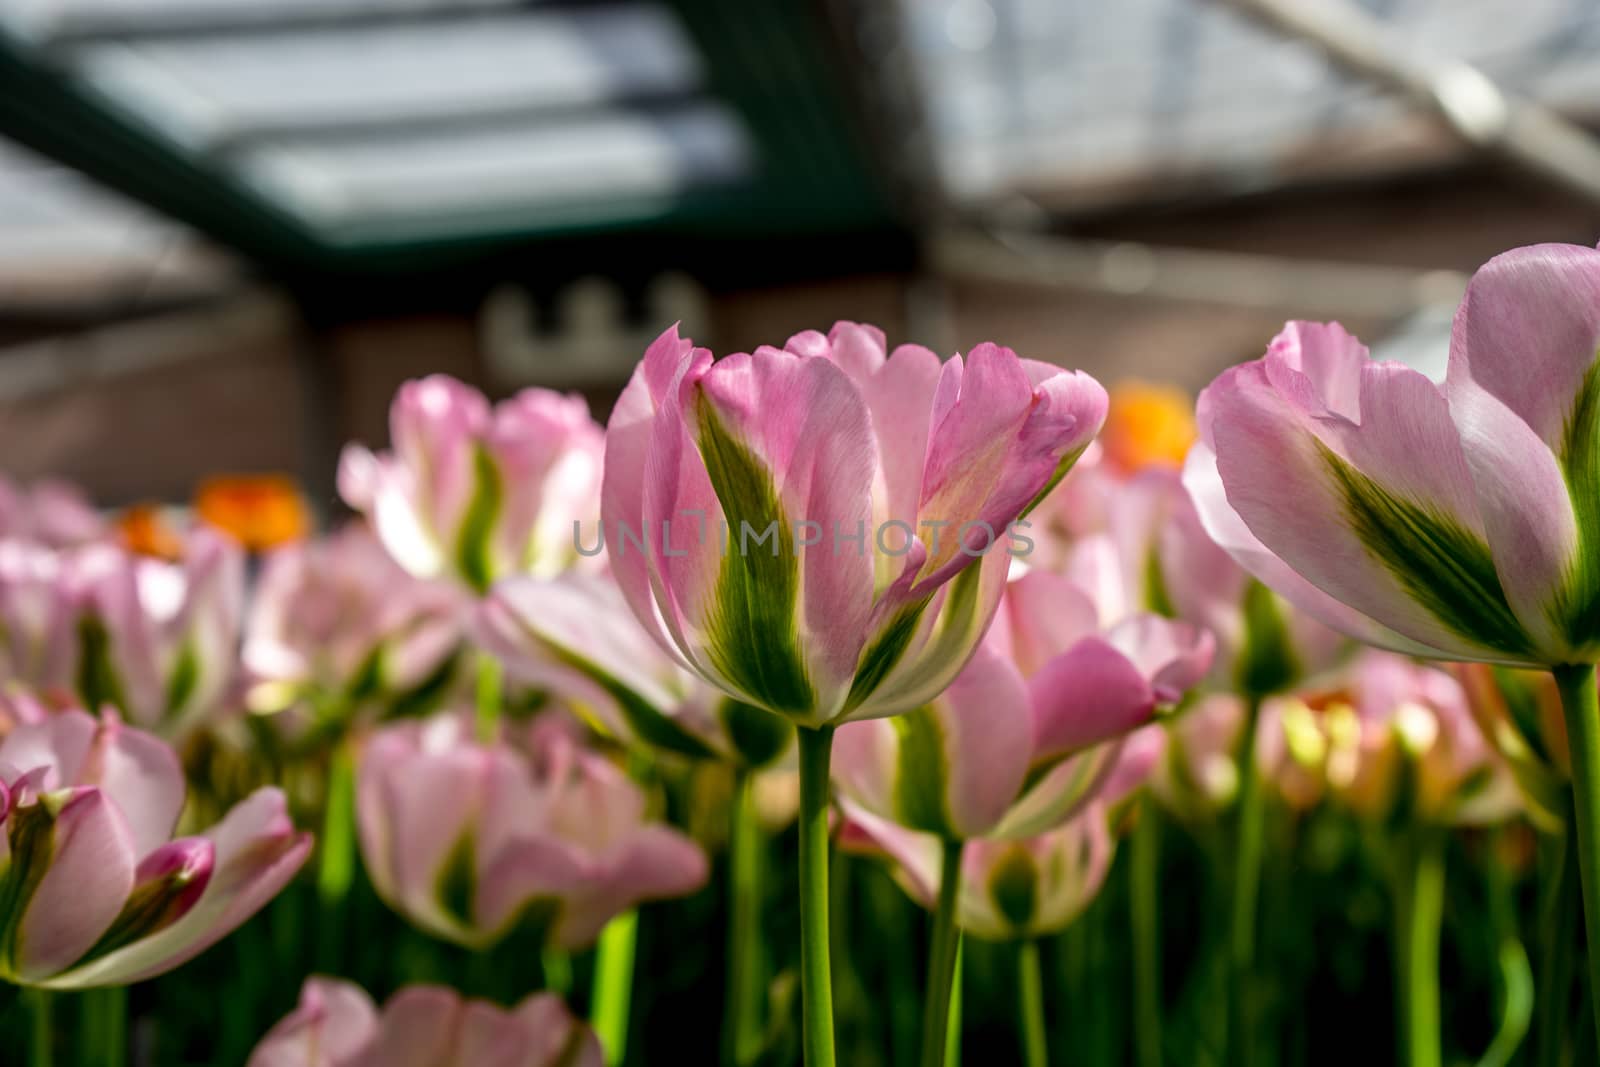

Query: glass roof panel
[[902, 0, 1600, 206], [67, 5, 704, 148], [0, 0, 522, 38], [236, 102, 753, 236]]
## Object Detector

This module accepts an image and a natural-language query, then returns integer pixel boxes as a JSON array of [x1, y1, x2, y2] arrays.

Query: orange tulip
[[194, 474, 311, 552], [1100, 380, 1197, 474]]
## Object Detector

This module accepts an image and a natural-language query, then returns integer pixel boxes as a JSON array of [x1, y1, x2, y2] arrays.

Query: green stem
[[946, 939, 963, 1067], [723, 772, 764, 1067], [542, 948, 573, 996], [28, 988, 52, 1067], [1477, 827, 1532, 1067], [1018, 939, 1048, 1067], [796, 725, 837, 1067], [1394, 830, 1446, 1067], [1228, 696, 1265, 1067], [1536, 803, 1578, 1067], [590, 911, 638, 1066], [922, 838, 964, 1067], [475, 652, 503, 744], [91, 986, 128, 1067], [317, 737, 357, 970], [1131, 799, 1163, 1067], [1555, 661, 1600, 1057]]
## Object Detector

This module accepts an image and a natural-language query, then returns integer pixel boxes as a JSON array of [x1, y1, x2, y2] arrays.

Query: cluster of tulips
[[5, 240, 1600, 1066]]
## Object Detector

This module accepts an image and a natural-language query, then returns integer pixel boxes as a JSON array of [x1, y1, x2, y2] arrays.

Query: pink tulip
[[0, 706, 310, 986], [248, 977, 602, 1067], [356, 712, 707, 950], [833, 568, 1214, 840], [244, 523, 463, 720], [339, 376, 605, 594], [1186, 244, 1600, 666], [841, 801, 1115, 941], [601, 323, 1108, 727], [1040, 459, 1346, 695], [0, 532, 244, 737], [1257, 652, 1519, 826], [476, 571, 792, 767], [0, 539, 75, 694], [0, 476, 105, 548]]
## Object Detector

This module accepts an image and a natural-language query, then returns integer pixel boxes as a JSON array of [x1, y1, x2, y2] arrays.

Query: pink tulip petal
[[1184, 431, 1440, 657], [691, 345, 879, 716], [835, 645, 1031, 839], [10, 787, 136, 981], [353, 986, 460, 1067], [1028, 637, 1159, 761], [507, 994, 606, 1067], [50, 788, 310, 986], [548, 826, 709, 950], [1204, 343, 1515, 660], [1447, 243, 1600, 449], [247, 977, 380, 1067]]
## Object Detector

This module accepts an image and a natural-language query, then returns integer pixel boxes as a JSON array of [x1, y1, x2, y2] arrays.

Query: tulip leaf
[[455, 446, 503, 595], [1556, 359, 1600, 650], [890, 704, 954, 838], [1318, 442, 1534, 657], [694, 403, 814, 718]]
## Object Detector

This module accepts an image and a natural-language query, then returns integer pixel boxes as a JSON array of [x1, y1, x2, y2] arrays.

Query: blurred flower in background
[[1259, 651, 1520, 827], [0, 476, 105, 549], [339, 376, 605, 595], [243, 522, 463, 733], [355, 711, 707, 951], [194, 474, 313, 553], [0, 707, 309, 987], [248, 977, 602, 1067]]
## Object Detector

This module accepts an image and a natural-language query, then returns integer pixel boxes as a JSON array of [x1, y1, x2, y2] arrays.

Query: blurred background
[[3, 0, 1600, 510]]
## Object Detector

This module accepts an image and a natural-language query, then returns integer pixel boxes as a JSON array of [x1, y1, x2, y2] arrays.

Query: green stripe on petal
[[694, 403, 814, 718], [455, 445, 503, 595], [163, 643, 199, 723], [1143, 544, 1176, 618], [890, 704, 955, 838], [0, 800, 56, 977], [436, 828, 477, 930], [1318, 442, 1534, 657], [76, 860, 207, 966], [844, 598, 930, 714], [1556, 358, 1600, 650], [1021, 443, 1091, 519], [76, 617, 128, 717]]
